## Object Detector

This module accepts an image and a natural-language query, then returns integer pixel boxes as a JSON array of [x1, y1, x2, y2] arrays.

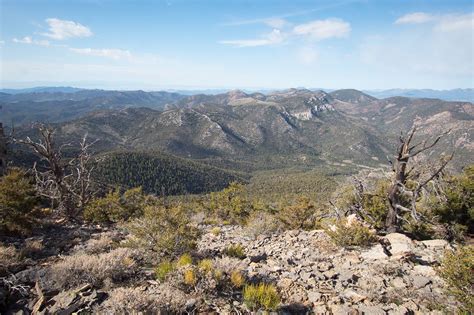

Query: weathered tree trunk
[[385, 126, 452, 232]]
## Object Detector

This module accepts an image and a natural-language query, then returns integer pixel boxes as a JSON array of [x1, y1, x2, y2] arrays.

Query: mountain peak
[[330, 89, 377, 104]]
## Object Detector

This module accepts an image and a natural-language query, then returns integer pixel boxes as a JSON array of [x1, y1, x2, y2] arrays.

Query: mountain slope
[[12, 89, 474, 172], [0, 90, 185, 125], [94, 150, 246, 195]]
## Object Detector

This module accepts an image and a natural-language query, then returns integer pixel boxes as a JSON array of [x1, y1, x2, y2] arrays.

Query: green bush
[[176, 253, 193, 267], [438, 245, 474, 312], [125, 205, 200, 258], [434, 165, 474, 235], [333, 180, 390, 230], [209, 182, 250, 224], [223, 244, 246, 259], [277, 196, 316, 230], [243, 283, 280, 311], [155, 260, 175, 282], [84, 187, 148, 223], [326, 215, 377, 248], [0, 169, 38, 234], [84, 189, 122, 223]]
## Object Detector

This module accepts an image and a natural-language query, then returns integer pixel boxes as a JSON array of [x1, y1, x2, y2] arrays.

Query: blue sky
[[1, 0, 473, 90]]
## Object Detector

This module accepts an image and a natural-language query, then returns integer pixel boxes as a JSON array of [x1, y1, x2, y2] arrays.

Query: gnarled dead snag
[[14, 123, 97, 219], [385, 125, 453, 232]]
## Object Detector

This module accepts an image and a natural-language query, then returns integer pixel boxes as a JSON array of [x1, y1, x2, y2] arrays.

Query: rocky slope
[[1, 224, 460, 314]]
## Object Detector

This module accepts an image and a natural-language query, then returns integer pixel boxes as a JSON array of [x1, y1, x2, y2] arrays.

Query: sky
[[0, 0, 473, 90]]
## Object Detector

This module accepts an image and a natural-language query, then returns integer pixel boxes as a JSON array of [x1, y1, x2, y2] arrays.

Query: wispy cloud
[[362, 12, 474, 79], [69, 47, 132, 60], [293, 18, 350, 40], [219, 29, 285, 47], [220, 18, 351, 47], [13, 36, 50, 46], [435, 13, 473, 32], [42, 18, 93, 40], [395, 12, 435, 24]]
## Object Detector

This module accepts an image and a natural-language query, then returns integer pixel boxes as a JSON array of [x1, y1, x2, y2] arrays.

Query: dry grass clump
[[80, 234, 115, 254], [97, 286, 159, 313], [244, 211, 282, 239], [48, 247, 139, 289], [0, 244, 20, 269], [243, 283, 280, 311], [96, 284, 188, 314], [19, 238, 44, 259], [223, 244, 246, 259]]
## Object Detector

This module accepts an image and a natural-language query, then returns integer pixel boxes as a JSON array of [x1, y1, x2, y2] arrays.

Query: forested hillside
[[94, 151, 246, 195]]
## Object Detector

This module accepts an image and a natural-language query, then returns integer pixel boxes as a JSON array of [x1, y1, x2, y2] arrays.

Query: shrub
[[326, 215, 377, 248], [210, 182, 251, 224], [230, 270, 245, 288], [224, 244, 246, 259], [48, 247, 139, 289], [433, 165, 474, 236], [183, 269, 197, 286], [244, 211, 282, 239], [438, 245, 474, 312], [125, 205, 200, 258], [84, 187, 148, 224], [0, 169, 38, 234], [243, 283, 280, 311], [211, 227, 221, 236], [198, 259, 213, 274], [277, 196, 316, 230], [83, 189, 122, 223], [332, 179, 390, 230], [176, 253, 193, 267], [155, 260, 175, 282]]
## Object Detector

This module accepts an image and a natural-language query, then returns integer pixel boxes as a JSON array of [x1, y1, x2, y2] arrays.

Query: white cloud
[[42, 18, 93, 40], [13, 36, 33, 44], [219, 29, 285, 47], [395, 12, 435, 24], [264, 18, 289, 28], [69, 47, 132, 60], [293, 18, 351, 40], [297, 46, 319, 64], [435, 13, 474, 32], [12, 36, 50, 46]]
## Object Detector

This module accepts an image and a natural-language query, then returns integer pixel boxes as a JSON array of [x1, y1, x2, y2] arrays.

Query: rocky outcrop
[[198, 226, 457, 314]]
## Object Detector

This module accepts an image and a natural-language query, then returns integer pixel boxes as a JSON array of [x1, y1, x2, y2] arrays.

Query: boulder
[[385, 233, 413, 257], [412, 275, 431, 289], [360, 244, 389, 260]]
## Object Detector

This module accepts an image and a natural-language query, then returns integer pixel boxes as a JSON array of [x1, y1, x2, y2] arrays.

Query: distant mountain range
[[10, 88, 473, 173], [363, 88, 474, 102], [1, 86, 472, 101]]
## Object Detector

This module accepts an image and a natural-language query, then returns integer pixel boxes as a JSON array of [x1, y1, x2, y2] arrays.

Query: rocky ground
[[1, 224, 460, 314], [197, 226, 457, 314]]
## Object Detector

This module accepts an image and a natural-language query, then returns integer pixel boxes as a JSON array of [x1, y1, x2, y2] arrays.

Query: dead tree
[[385, 126, 453, 232], [65, 134, 98, 217], [15, 124, 96, 218]]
